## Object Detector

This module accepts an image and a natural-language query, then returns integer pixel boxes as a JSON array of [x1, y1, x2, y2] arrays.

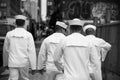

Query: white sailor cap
[[15, 15, 27, 20], [56, 21, 67, 29], [83, 24, 96, 32], [69, 18, 84, 26]]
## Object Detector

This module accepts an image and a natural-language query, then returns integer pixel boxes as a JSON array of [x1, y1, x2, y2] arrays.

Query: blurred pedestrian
[[37, 21, 68, 80], [54, 19, 102, 80], [3, 15, 36, 80], [83, 24, 111, 80], [83, 24, 111, 61]]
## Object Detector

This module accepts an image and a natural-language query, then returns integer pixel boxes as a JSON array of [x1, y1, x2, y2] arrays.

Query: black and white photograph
[[0, 0, 120, 80]]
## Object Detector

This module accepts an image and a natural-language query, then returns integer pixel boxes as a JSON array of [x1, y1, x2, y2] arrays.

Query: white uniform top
[[86, 35, 111, 74], [37, 33, 66, 71], [86, 35, 111, 62], [3, 28, 36, 70], [54, 33, 102, 80]]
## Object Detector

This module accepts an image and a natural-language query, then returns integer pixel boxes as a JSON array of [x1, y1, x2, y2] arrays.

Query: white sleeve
[[90, 44, 102, 80], [37, 40, 47, 70], [99, 39, 112, 61], [54, 40, 64, 71], [28, 34, 36, 70], [99, 39, 111, 51]]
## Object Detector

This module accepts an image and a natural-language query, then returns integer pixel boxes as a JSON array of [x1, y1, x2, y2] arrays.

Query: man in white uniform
[[37, 21, 67, 80], [83, 24, 111, 80], [3, 15, 36, 80], [54, 19, 102, 80]]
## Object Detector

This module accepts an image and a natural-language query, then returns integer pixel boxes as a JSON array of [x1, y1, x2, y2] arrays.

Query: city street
[[0, 0, 120, 80]]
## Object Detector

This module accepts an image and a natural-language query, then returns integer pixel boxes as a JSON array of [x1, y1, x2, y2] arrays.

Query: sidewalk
[[0, 67, 45, 80]]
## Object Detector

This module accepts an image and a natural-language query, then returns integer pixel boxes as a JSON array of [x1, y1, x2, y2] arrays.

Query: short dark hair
[[85, 28, 96, 35], [15, 19, 25, 27], [70, 25, 82, 32]]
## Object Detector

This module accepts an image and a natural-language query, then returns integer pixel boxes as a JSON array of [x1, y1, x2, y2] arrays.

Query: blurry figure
[[3, 15, 36, 80], [49, 8, 63, 32], [29, 19, 37, 40], [54, 19, 102, 80], [83, 24, 111, 80], [37, 21, 68, 80], [36, 24, 42, 41], [0, 66, 9, 75], [46, 28, 54, 36]]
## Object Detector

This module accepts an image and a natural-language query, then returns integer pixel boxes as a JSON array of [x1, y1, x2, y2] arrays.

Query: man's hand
[[38, 68, 46, 75], [31, 70, 36, 75]]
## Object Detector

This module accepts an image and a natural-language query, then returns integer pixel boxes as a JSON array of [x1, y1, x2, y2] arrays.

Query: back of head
[[83, 24, 96, 35], [69, 18, 84, 33], [15, 15, 27, 27], [85, 28, 96, 35]]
